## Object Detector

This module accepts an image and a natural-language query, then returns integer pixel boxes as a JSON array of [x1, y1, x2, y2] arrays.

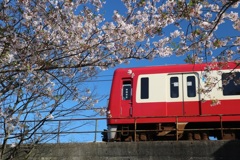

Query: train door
[[167, 73, 200, 116], [121, 79, 132, 117], [182, 73, 200, 115]]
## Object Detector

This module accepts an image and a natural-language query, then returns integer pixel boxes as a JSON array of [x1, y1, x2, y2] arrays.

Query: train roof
[[113, 62, 240, 76]]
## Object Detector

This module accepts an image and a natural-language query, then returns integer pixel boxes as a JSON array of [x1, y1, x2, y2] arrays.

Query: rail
[[1, 114, 240, 143]]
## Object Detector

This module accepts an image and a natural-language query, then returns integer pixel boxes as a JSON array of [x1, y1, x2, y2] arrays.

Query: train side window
[[187, 76, 196, 97], [122, 81, 132, 100], [141, 77, 149, 99], [222, 72, 240, 96], [170, 77, 179, 98]]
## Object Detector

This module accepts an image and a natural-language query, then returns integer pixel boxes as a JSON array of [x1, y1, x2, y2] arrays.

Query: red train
[[103, 62, 240, 141]]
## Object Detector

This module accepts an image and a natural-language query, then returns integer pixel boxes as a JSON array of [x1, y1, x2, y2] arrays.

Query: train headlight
[[107, 110, 112, 118]]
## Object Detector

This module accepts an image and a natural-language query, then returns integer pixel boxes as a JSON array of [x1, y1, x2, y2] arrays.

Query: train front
[[103, 68, 133, 141]]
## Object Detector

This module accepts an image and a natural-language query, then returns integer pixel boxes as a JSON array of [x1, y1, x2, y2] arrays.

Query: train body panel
[[105, 62, 240, 141]]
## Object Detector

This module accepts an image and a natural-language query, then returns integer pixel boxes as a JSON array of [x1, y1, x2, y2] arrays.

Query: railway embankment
[[3, 140, 240, 160]]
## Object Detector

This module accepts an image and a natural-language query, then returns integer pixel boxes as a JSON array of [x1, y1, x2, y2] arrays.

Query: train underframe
[[103, 122, 240, 142]]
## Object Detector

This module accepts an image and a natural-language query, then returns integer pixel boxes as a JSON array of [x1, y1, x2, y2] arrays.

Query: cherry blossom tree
[[0, 0, 240, 158]]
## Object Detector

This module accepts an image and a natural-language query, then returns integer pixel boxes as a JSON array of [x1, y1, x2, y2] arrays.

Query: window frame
[[187, 76, 196, 97], [140, 77, 149, 99], [170, 77, 179, 98], [222, 72, 240, 96]]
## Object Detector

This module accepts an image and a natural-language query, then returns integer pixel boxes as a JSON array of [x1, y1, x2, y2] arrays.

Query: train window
[[122, 81, 132, 100], [187, 76, 196, 97], [222, 72, 240, 96], [170, 77, 179, 98], [141, 77, 149, 99]]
